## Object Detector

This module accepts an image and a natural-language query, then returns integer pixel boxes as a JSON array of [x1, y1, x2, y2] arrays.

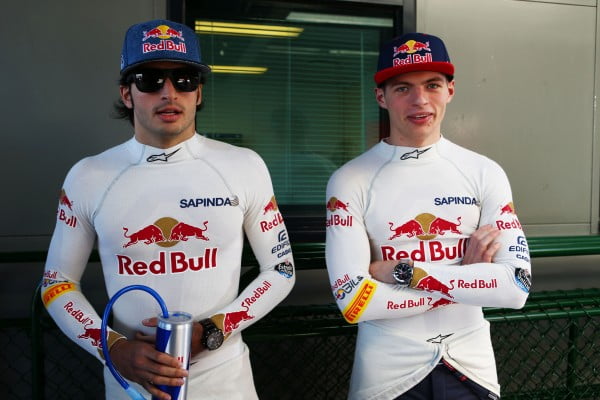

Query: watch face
[[393, 263, 412, 286], [206, 330, 224, 350]]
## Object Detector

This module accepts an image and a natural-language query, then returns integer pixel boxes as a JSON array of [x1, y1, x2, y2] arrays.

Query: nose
[[410, 86, 428, 106], [159, 77, 178, 99]]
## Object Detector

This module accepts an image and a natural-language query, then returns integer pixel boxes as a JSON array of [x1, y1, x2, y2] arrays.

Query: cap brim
[[121, 59, 211, 76], [374, 62, 454, 85]]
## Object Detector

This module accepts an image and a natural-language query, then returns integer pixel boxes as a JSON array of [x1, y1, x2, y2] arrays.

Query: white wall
[[417, 0, 600, 236]]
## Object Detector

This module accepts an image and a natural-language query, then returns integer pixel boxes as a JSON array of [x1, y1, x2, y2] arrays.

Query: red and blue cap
[[374, 32, 454, 85], [120, 19, 211, 76]]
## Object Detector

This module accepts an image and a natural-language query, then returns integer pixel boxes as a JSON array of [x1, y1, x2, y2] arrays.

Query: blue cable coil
[[101, 285, 170, 400]]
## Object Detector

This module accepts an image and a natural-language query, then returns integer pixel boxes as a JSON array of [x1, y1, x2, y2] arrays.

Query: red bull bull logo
[[78, 327, 104, 348], [388, 213, 462, 241], [223, 306, 254, 333], [59, 189, 74, 210], [263, 196, 279, 214], [393, 40, 431, 56], [326, 197, 353, 228], [428, 297, 455, 310], [392, 40, 433, 67], [260, 196, 284, 232], [143, 25, 185, 41], [411, 268, 454, 298], [497, 201, 523, 231], [141, 24, 187, 55], [500, 202, 516, 215], [57, 189, 77, 228], [122, 218, 209, 248]]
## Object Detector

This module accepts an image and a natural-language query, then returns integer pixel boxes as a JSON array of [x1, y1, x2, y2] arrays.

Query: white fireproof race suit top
[[42, 134, 295, 399], [325, 137, 531, 400]]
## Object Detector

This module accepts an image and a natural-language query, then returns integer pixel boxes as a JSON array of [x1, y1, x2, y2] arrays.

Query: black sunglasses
[[128, 68, 202, 93]]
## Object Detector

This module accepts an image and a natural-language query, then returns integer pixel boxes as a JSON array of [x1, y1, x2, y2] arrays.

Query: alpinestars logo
[[147, 148, 181, 162]]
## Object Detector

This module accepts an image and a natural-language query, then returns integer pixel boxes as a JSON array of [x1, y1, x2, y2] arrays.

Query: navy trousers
[[394, 361, 499, 400]]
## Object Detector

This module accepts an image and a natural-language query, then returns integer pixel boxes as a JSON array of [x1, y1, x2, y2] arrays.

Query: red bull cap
[[120, 19, 211, 76], [374, 32, 454, 85]]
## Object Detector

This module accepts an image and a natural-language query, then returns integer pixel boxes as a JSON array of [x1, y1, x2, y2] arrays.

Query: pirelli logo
[[42, 282, 75, 306], [342, 280, 377, 323]]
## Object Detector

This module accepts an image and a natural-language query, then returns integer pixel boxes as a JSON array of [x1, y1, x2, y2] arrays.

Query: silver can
[[153, 311, 193, 400]]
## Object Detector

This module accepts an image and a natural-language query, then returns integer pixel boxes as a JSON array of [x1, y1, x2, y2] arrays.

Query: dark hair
[[377, 73, 454, 90], [112, 72, 207, 126]]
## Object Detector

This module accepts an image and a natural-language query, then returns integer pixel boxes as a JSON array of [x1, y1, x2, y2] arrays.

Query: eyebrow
[[394, 77, 445, 86]]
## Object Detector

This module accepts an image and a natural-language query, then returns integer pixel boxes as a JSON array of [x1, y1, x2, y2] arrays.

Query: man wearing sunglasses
[[42, 19, 295, 400]]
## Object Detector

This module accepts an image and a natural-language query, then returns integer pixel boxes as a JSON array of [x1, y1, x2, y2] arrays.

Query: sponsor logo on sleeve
[[496, 202, 523, 231], [57, 189, 77, 228], [260, 196, 284, 232], [272, 230, 292, 258], [326, 197, 353, 227], [342, 280, 377, 323], [334, 276, 364, 300], [514, 268, 531, 293], [411, 267, 454, 298], [42, 282, 75, 306], [509, 236, 530, 262], [274, 260, 294, 278]]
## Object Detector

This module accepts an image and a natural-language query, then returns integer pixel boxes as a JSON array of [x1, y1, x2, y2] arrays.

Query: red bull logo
[[393, 40, 431, 56], [428, 297, 455, 310], [411, 268, 454, 298], [117, 248, 218, 276], [142, 25, 185, 41], [500, 202, 516, 215], [241, 280, 272, 308], [387, 298, 425, 310], [78, 327, 103, 348], [260, 196, 284, 232], [388, 213, 462, 241], [223, 306, 254, 333], [57, 189, 77, 228], [141, 24, 187, 54], [59, 189, 74, 210], [381, 239, 467, 262], [496, 217, 522, 231], [392, 40, 433, 67], [326, 197, 353, 228], [263, 196, 279, 214], [122, 217, 209, 248], [327, 197, 349, 212]]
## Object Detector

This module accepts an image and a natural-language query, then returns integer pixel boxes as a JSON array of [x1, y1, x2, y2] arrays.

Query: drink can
[[153, 311, 193, 400]]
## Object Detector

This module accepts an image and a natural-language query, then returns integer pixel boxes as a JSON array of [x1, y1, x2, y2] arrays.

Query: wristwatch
[[199, 318, 224, 351], [392, 261, 414, 287]]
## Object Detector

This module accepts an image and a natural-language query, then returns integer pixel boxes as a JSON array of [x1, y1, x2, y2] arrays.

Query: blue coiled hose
[[101, 285, 170, 400]]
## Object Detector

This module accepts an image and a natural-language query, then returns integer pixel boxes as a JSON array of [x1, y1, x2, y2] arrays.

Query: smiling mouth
[[410, 113, 431, 120]]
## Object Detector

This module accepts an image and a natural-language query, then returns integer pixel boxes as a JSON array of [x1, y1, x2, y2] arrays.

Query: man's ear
[[375, 87, 387, 109], [120, 86, 133, 109]]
